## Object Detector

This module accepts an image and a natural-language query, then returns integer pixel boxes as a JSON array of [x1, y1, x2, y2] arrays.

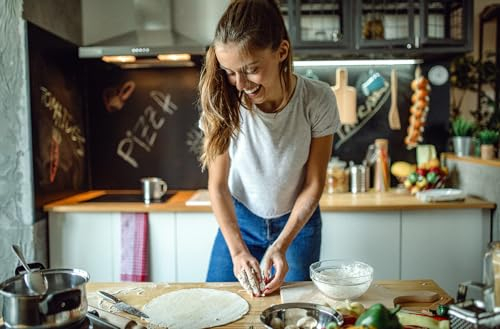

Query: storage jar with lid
[[325, 157, 349, 194]]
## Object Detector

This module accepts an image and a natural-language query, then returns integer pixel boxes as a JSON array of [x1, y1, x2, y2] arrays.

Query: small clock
[[428, 65, 449, 86]]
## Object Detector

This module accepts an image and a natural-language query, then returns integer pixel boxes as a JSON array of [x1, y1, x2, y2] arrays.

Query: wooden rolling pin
[[88, 306, 146, 329]]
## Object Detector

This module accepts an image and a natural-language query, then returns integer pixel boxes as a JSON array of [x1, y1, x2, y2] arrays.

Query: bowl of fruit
[[402, 158, 448, 194]]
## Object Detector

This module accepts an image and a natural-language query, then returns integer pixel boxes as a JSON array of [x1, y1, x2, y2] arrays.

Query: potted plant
[[477, 129, 499, 160], [450, 53, 498, 130], [451, 116, 476, 156]]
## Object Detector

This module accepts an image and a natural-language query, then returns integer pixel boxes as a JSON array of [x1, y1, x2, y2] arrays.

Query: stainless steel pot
[[0, 268, 90, 329]]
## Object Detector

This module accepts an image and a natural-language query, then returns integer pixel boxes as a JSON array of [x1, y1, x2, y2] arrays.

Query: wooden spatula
[[388, 68, 401, 130]]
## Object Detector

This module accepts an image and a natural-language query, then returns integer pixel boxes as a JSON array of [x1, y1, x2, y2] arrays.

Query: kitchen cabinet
[[48, 212, 218, 283], [48, 212, 121, 282], [175, 213, 219, 282], [149, 213, 177, 282], [320, 212, 401, 280], [279, 0, 472, 56], [354, 0, 472, 53], [49, 207, 490, 295], [401, 209, 490, 296], [279, 0, 352, 51]]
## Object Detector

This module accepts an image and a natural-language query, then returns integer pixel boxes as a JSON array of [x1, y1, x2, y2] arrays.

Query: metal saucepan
[[0, 266, 90, 329]]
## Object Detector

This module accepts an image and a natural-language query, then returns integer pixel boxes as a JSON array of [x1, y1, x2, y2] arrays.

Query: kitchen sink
[[81, 191, 176, 203]]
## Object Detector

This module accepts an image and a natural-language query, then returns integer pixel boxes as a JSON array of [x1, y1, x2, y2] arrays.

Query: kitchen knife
[[98, 290, 149, 319]]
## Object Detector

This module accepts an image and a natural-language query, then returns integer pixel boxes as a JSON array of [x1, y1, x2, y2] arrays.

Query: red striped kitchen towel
[[120, 213, 149, 282]]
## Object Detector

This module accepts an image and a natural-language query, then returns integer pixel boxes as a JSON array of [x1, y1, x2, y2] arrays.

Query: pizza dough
[[143, 288, 249, 329]]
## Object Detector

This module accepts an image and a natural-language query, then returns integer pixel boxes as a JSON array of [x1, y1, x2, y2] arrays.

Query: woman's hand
[[233, 251, 264, 297], [260, 244, 289, 295]]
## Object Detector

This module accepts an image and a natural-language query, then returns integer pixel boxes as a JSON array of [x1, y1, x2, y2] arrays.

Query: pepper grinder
[[373, 138, 390, 192]]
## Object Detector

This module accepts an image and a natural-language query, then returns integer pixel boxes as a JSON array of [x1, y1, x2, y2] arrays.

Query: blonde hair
[[199, 0, 293, 169]]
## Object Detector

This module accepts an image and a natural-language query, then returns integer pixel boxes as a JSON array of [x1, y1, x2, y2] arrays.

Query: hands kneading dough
[[237, 268, 266, 297]]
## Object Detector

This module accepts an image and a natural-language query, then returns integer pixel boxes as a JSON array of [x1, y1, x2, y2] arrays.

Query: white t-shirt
[[228, 75, 340, 218]]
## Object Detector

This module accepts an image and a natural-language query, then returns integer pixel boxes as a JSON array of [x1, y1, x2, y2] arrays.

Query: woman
[[199, 0, 340, 296]]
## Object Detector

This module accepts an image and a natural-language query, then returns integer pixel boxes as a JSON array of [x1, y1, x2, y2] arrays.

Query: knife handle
[[98, 290, 120, 304]]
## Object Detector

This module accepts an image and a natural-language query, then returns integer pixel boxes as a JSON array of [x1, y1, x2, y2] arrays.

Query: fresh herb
[[477, 129, 500, 145], [451, 117, 476, 137]]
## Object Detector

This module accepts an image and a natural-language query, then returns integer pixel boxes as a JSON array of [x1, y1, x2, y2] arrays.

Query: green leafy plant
[[477, 129, 500, 145], [452, 117, 476, 137], [450, 52, 498, 130]]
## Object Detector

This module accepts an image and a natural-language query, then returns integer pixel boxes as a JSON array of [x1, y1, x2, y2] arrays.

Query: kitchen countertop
[[86, 280, 452, 328], [43, 189, 496, 213]]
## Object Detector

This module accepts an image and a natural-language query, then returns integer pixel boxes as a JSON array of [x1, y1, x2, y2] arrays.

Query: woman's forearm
[[208, 185, 249, 257], [271, 181, 323, 252]]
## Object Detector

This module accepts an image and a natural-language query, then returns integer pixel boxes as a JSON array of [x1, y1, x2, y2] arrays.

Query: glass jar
[[325, 158, 349, 194]]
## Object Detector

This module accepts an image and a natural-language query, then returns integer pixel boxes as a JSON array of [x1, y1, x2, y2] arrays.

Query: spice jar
[[325, 157, 349, 194], [373, 139, 391, 192]]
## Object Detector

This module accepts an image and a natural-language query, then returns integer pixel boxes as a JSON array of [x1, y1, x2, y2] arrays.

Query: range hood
[[78, 0, 208, 59]]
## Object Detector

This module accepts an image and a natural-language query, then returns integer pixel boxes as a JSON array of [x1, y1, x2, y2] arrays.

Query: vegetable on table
[[355, 303, 402, 329], [397, 310, 450, 329]]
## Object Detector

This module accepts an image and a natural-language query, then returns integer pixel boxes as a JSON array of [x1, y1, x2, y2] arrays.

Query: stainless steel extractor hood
[[78, 0, 207, 59]]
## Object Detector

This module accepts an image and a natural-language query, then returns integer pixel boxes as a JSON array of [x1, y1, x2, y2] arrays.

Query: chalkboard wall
[[84, 61, 207, 190], [27, 23, 89, 207]]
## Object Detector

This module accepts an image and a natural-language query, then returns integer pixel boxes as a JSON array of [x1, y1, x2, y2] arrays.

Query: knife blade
[[97, 290, 149, 319]]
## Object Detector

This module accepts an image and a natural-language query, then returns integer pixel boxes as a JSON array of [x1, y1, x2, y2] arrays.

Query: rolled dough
[[143, 288, 249, 329]]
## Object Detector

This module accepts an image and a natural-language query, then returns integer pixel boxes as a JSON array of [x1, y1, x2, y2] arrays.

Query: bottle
[[373, 139, 390, 192]]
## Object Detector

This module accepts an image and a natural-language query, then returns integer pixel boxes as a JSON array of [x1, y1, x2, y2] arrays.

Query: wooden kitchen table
[[86, 280, 453, 328]]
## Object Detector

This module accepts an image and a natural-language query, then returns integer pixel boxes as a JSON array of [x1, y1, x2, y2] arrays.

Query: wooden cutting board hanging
[[331, 68, 357, 124]]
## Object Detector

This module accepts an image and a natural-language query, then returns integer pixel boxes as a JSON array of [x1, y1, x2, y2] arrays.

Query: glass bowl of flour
[[310, 259, 373, 300]]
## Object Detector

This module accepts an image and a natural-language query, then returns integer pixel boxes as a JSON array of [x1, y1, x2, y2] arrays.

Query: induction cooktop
[[81, 191, 176, 203]]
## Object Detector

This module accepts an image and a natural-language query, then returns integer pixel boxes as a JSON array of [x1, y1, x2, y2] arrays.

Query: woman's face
[[214, 41, 288, 111]]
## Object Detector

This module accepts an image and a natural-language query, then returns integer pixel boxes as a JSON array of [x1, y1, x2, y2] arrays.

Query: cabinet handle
[[332, 31, 342, 42]]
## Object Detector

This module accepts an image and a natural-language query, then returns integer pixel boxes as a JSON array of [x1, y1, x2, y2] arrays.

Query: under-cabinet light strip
[[293, 59, 423, 67]]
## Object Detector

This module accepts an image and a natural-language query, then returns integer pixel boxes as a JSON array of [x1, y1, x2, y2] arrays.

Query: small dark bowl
[[260, 302, 344, 329]]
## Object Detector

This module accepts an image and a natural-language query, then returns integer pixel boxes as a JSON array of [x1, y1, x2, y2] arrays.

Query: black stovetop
[[80, 191, 176, 203]]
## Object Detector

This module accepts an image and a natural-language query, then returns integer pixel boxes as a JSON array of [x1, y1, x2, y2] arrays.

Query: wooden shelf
[[444, 152, 500, 167]]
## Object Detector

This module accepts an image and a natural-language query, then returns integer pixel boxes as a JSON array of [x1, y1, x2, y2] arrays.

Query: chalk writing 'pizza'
[[117, 91, 178, 168]]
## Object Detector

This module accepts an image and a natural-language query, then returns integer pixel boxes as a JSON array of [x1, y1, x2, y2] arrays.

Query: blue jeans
[[206, 197, 322, 282]]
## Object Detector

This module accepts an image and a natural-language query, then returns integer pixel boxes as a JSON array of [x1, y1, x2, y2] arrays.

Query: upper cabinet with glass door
[[354, 0, 472, 54], [279, 0, 352, 52]]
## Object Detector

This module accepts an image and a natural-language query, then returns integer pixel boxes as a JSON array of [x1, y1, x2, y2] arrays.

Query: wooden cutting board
[[331, 68, 357, 124], [280, 281, 453, 311]]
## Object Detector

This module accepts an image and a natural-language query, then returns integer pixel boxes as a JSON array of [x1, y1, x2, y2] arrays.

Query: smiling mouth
[[243, 85, 261, 95]]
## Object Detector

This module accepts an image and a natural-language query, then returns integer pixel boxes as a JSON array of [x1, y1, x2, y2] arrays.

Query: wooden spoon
[[388, 68, 401, 130]]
